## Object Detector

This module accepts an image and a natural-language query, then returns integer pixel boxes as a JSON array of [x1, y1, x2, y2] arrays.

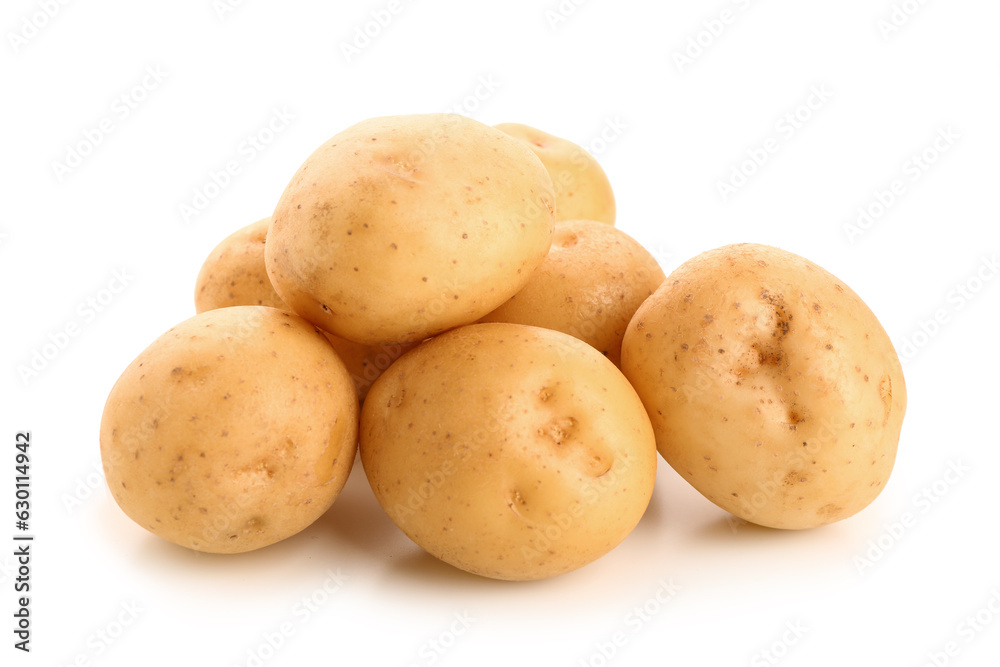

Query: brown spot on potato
[[817, 504, 843, 519], [752, 343, 784, 367], [879, 375, 893, 425]]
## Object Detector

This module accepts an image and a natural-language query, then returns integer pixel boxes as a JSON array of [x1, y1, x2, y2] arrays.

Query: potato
[[479, 219, 665, 366], [266, 114, 556, 345], [194, 217, 284, 313], [100, 306, 359, 553], [495, 123, 615, 225], [193, 217, 412, 401], [323, 334, 415, 403], [621, 244, 906, 529], [360, 323, 657, 580]]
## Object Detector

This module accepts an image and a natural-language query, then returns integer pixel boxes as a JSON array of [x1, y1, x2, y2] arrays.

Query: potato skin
[[192, 217, 412, 402], [360, 323, 657, 581], [495, 123, 615, 225], [479, 219, 665, 366], [322, 333, 415, 403], [195, 218, 285, 313], [621, 244, 906, 529], [266, 114, 556, 345], [100, 306, 359, 553]]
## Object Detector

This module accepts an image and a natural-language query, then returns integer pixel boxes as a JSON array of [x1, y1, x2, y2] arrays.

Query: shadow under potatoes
[[313, 455, 410, 557]]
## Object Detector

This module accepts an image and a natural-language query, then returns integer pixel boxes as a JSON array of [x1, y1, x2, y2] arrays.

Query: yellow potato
[[100, 306, 359, 553], [194, 217, 284, 313], [480, 219, 664, 365], [495, 123, 615, 225], [266, 114, 556, 345], [193, 217, 411, 401], [361, 323, 657, 580], [322, 333, 415, 403], [621, 244, 906, 529]]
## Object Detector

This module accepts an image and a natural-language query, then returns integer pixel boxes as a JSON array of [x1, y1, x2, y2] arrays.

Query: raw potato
[[266, 114, 556, 345], [479, 219, 665, 366], [100, 306, 359, 553], [361, 323, 657, 581], [621, 244, 906, 529], [195, 217, 285, 313], [323, 334, 416, 403], [495, 123, 615, 225], [193, 217, 413, 401]]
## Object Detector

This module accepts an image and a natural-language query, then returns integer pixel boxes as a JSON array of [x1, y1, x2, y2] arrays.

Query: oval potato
[[621, 244, 906, 529], [480, 219, 665, 365], [495, 122, 615, 225], [100, 306, 359, 553], [266, 114, 556, 345], [361, 323, 657, 580], [194, 217, 285, 313]]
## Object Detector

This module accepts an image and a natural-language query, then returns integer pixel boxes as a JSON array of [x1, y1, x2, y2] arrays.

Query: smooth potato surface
[[622, 244, 906, 529], [100, 306, 359, 553], [361, 323, 657, 580], [266, 114, 556, 345], [480, 219, 665, 365], [495, 123, 615, 225], [322, 333, 416, 403], [195, 217, 285, 313]]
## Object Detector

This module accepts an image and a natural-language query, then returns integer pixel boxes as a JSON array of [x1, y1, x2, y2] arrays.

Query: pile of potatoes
[[100, 114, 906, 580]]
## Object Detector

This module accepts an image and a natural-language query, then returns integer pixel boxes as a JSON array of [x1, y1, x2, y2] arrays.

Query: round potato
[[100, 306, 359, 553], [195, 217, 285, 313], [361, 323, 657, 580], [495, 123, 615, 225], [193, 217, 413, 401], [479, 219, 665, 366], [266, 114, 556, 345], [621, 244, 906, 529]]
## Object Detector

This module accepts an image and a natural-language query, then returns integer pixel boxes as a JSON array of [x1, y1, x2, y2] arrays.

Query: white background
[[2, 1, 999, 665]]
